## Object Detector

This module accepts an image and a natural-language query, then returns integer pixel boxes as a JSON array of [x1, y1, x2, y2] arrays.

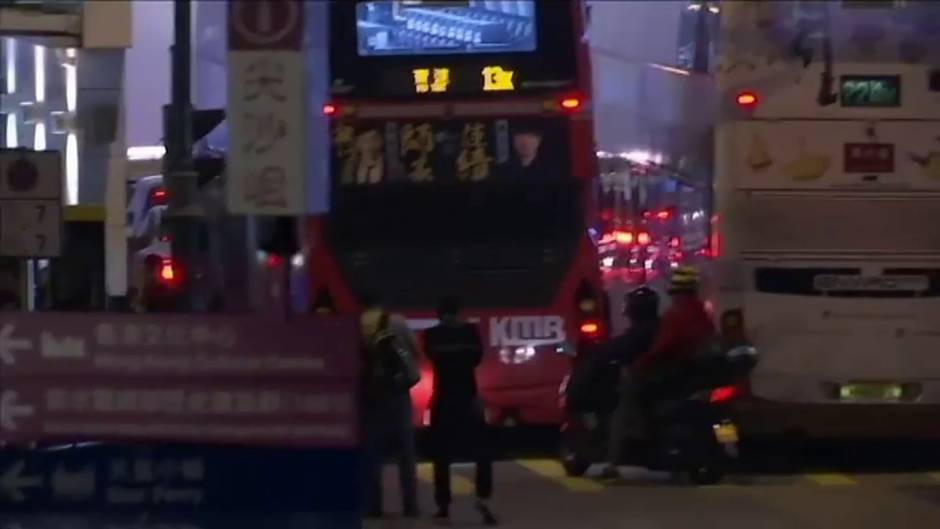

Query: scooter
[[559, 344, 758, 484]]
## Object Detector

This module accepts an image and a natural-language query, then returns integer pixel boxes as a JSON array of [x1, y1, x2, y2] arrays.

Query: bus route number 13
[[482, 66, 515, 92]]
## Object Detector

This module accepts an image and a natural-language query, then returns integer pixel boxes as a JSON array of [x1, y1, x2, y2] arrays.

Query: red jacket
[[632, 296, 715, 376]]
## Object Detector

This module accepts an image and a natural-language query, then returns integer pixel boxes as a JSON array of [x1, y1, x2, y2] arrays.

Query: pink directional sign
[[0, 314, 357, 377], [0, 314, 359, 447], [1, 380, 355, 447]]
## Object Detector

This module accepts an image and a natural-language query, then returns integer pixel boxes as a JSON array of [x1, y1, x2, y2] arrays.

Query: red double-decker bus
[[310, 0, 604, 427]]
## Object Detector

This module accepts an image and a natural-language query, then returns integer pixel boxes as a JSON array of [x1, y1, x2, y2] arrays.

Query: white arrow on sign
[[1, 461, 43, 503], [0, 324, 33, 365], [0, 391, 35, 432]]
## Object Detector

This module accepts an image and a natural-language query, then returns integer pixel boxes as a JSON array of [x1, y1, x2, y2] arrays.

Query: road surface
[[367, 459, 940, 528]]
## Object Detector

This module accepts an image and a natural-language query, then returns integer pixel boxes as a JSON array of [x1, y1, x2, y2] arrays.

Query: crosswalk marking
[[807, 473, 858, 486], [417, 463, 474, 495], [517, 459, 605, 492]]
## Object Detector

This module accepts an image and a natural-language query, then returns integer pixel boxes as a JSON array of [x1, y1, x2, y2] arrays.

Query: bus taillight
[[560, 97, 582, 110], [579, 321, 601, 337], [736, 91, 759, 109], [575, 281, 605, 343]]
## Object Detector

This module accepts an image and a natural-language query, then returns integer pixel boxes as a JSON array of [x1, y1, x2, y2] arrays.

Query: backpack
[[369, 314, 421, 392]]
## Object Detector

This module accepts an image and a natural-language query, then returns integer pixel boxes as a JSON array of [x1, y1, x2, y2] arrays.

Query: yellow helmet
[[670, 266, 700, 292]]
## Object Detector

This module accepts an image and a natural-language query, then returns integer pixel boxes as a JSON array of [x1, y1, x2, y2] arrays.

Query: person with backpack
[[424, 297, 497, 526], [359, 296, 422, 519]]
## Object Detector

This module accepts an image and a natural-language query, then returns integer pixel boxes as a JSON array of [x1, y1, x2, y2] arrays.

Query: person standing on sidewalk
[[424, 296, 497, 526], [359, 296, 421, 519]]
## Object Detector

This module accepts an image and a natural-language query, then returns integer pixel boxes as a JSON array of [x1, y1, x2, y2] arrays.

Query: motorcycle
[[559, 343, 759, 485]]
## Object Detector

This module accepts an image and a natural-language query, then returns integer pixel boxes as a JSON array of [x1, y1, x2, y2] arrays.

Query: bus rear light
[[578, 298, 597, 313], [560, 97, 582, 110], [736, 91, 759, 109], [614, 231, 634, 245], [579, 321, 601, 337]]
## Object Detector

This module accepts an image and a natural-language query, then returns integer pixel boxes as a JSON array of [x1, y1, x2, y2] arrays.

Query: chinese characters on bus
[[334, 118, 561, 185], [413, 68, 451, 94], [457, 123, 492, 181], [401, 123, 435, 182]]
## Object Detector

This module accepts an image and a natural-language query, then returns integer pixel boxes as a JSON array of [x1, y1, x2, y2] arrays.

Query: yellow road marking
[[417, 463, 474, 495], [517, 459, 605, 492], [807, 473, 858, 486]]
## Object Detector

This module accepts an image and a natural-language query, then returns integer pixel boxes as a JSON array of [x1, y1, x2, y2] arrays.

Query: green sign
[[840, 75, 901, 108]]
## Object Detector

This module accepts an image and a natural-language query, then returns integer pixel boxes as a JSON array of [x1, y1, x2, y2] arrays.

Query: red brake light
[[158, 258, 176, 282], [579, 321, 601, 337], [656, 210, 671, 220], [637, 231, 652, 246], [151, 188, 169, 206], [710, 385, 742, 404], [560, 97, 581, 110], [736, 91, 759, 108], [669, 236, 680, 248], [267, 254, 285, 268], [322, 103, 339, 116], [614, 231, 634, 245]]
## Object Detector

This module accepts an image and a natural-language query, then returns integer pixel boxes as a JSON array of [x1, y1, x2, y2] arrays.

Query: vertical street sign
[[0, 149, 63, 257], [227, 0, 306, 215]]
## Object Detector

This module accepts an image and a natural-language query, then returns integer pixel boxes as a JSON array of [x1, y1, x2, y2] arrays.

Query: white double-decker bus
[[714, 1, 940, 438]]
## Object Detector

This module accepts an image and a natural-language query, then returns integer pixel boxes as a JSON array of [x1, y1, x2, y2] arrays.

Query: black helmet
[[625, 287, 660, 322]]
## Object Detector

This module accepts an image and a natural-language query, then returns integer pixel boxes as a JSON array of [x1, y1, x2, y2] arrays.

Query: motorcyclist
[[631, 266, 715, 380], [596, 287, 661, 480], [598, 267, 715, 480]]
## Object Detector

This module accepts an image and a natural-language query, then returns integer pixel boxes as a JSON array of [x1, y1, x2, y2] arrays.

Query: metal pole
[[164, 0, 203, 311]]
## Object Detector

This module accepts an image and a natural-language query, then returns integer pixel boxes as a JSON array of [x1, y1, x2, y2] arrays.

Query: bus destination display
[[356, 0, 537, 57], [840, 75, 901, 108]]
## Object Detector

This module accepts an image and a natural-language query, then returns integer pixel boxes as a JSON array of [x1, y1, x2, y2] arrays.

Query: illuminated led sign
[[482, 66, 515, 92], [412, 68, 451, 93], [840, 75, 901, 107]]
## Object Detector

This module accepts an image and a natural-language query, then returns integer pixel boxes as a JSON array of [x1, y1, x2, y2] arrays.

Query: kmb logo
[[489, 316, 566, 347]]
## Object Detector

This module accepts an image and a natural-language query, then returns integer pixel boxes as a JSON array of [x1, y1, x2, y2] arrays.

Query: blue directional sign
[[0, 443, 360, 528]]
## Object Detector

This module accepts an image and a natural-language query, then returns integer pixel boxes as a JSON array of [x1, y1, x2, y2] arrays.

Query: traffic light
[[193, 108, 225, 145]]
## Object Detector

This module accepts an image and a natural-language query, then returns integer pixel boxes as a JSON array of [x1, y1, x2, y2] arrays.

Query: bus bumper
[[733, 399, 940, 439], [480, 386, 565, 427]]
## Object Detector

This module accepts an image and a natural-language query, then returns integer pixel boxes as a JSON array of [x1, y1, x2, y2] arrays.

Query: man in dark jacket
[[424, 297, 497, 526], [597, 287, 661, 480]]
